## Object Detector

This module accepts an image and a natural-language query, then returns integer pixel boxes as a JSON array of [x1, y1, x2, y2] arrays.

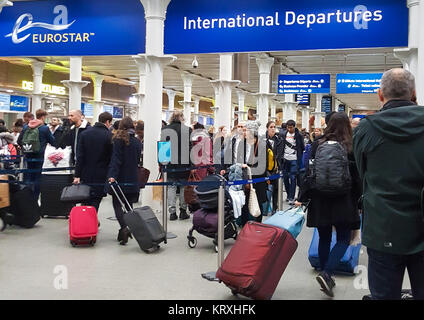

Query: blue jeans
[[283, 160, 297, 201], [317, 226, 351, 276], [368, 248, 424, 300]]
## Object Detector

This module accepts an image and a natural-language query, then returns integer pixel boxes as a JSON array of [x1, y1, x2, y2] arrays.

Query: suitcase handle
[[109, 182, 132, 214]]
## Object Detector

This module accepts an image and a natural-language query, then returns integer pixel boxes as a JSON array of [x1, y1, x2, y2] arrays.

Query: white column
[[62, 57, 89, 112], [210, 82, 220, 127], [270, 101, 277, 121], [394, 0, 420, 100], [193, 98, 200, 123], [254, 54, 275, 135], [140, 0, 176, 209], [91, 75, 104, 122], [0, 1, 13, 14], [211, 54, 240, 131], [166, 89, 177, 113], [282, 94, 298, 123], [418, 0, 424, 104], [179, 73, 194, 126], [31, 61, 45, 112], [313, 94, 325, 129], [133, 55, 148, 121], [235, 90, 248, 122], [301, 106, 311, 130]]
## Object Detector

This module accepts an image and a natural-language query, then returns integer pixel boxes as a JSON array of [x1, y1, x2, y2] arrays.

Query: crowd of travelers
[[0, 68, 422, 300]]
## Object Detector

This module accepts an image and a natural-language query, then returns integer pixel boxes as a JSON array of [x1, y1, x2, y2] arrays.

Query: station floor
[[0, 196, 411, 300]]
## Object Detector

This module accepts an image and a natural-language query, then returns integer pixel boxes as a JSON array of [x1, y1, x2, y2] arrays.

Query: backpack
[[309, 141, 351, 196], [21, 127, 41, 154]]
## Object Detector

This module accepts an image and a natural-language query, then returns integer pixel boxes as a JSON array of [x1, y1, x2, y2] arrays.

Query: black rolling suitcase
[[110, 183, 166, 253], [40, 174, 74, 218], [8, 185, 41, 228]]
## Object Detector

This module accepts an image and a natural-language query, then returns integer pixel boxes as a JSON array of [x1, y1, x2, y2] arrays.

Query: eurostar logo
[[5, 5, 75, 44]]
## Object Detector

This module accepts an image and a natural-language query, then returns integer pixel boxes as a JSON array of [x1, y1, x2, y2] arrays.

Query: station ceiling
[[6, 1, 403, 112]]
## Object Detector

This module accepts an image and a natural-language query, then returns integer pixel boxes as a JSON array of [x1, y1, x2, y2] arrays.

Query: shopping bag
[[184, 171, 200, 205], [43, 145, 72, 174], [264, 206, 306, 239], [152, 173, 163, 201], [0, 175, 10, 209]]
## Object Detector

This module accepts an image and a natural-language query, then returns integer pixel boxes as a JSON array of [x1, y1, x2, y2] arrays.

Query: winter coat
[[353, 100, 424, 255], [298, 139, 361, 230], [191, 129, 214, 180], [50, 125, 66, 149], [107, 131, 142, 199], [160, 120, 193, 180], [17, 120, 55, 159], [75, 123, 113, 198], [63, 119, 91, 164], [277, 128, 305, 169]]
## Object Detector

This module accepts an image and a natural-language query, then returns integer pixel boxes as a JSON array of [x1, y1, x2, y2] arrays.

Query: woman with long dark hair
[[108, 117, 142, 245], [296, 112, 361, 298]]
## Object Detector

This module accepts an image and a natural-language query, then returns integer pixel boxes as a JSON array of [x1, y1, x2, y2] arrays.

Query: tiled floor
[[0, 196, 410, 300]]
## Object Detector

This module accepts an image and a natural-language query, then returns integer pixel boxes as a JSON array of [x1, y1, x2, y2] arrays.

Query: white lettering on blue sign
[[5, 5, 76, 44], [183, 7, 383, 31]]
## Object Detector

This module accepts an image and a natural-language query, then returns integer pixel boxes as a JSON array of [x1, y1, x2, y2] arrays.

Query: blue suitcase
[[308, 228, 362, 275]]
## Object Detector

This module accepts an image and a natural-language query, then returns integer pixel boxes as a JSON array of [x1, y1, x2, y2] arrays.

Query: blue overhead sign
[[296, 94, 310, 105], [9, 95, 29, 112], [321, 96, 333, 115], [165, 0, 408, 54], [0, 93, 11, 111], [278, 74, 331, 94], [0, 0, 145, 57], [113, 107, 124, 120], [81, 103, 93, 118], [336, 73, 383, 94]]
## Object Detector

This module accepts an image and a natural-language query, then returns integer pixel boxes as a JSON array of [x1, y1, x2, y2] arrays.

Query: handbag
[[184, 170, 200, 205], [60, 184, 91, 202], [0, 175, 10, 209], [264, 206, 306, 239], [247, 167, 261, 218], [137, 166, 150, 189], [152, 173, 163, 202]]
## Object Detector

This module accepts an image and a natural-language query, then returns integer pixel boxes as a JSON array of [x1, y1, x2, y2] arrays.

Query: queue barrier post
[[278, 170, 283, 212]]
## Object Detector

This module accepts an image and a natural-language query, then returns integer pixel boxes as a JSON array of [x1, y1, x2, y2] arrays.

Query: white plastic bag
[[42, 145, 72, 175]]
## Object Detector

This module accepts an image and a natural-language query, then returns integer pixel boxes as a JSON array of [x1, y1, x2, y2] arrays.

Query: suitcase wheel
[[214, 244, 219, 253], [70, 241, 76, 247], [0, 218, 6, 232], [187, 236, 197, 249], [231, 290, 238, 296]]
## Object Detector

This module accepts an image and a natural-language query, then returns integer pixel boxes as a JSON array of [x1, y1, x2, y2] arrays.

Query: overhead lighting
[[6, 89, 13, 93]]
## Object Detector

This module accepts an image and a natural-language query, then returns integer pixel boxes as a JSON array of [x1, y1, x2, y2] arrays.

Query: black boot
[[118, 227, 133, 245], [179, 209, 190, 220]]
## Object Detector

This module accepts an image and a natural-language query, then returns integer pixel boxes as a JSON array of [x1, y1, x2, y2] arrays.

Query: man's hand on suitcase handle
[[108, 178, 116, 184], [73, 178, 80, 185]]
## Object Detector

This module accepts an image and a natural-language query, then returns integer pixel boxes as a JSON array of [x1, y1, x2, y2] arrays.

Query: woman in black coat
[[296, 112, 361, 298], [107, 117, 142, 245]]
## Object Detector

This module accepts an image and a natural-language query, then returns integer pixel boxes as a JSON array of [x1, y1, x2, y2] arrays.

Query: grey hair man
[[353, 68, 424, 300]]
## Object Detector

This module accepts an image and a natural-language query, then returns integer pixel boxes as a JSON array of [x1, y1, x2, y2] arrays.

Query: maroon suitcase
[[216, 221, 298, 300]]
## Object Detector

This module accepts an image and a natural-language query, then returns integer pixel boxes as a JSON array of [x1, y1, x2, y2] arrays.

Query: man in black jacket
[[73, 112, 113, 214], [161, 111, 192, 221], [278, 120, 305, 205]]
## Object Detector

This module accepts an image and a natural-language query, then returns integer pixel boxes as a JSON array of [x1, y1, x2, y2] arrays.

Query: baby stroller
[[187, 174, 238, 252]]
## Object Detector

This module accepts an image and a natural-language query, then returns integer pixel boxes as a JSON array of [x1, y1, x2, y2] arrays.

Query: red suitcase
[[216, 221, 298, 300], [69, 206, 98, 247]]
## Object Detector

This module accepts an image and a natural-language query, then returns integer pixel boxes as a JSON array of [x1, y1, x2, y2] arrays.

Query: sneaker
[[316, 272, 335, 298], [170, 213, 178, 221], [179, 210, 190, 220]]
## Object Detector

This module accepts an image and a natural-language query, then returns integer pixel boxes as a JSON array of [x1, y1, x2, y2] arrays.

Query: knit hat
[[245, 120, 261, 133]]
